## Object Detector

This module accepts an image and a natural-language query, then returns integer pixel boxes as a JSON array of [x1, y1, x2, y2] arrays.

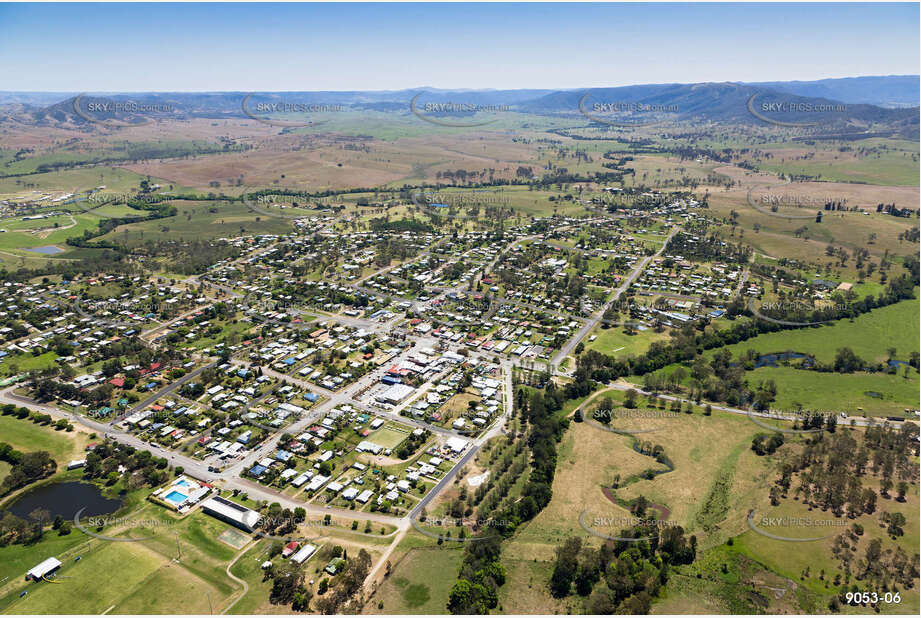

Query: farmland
[[0, 13, 918, 615]]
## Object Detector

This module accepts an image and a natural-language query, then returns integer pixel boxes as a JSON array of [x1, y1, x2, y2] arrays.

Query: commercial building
[[200, 496, 260, 532]]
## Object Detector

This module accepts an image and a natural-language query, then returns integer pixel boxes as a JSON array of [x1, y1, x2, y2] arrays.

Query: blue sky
[[0, 2, 918, 91]]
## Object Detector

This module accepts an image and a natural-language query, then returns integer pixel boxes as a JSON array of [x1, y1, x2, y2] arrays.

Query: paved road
[[0, 373, 406, 526], [409, 358, 513, 519], [551, 226, 678, 367], [583, 380, 893, 429], [125, 359, 220, 416]]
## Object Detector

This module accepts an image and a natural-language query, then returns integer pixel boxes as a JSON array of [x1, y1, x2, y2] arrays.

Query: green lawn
[[0, 528, 94, 589], [0, 502, 247, 614], [727, 476, 920, 614], [0, 414, 89, 462], [637, 299, 920, 417], [717, 298, 920, 365], [585, 322, 670, 358], [750, 366, 919, 417], [98, 200, 295, 247], [5, 541, 165, 614], [0, 351, 60, 377], [226, 539, 274, 615], [757, 150, 919, 186], [370, 424, 410, 450]]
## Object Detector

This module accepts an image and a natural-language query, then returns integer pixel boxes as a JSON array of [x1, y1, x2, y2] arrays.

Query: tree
[[587, 584, 617, 614], [624, 389, 638, 409], [886, 512, 906, 537], [448, 579, 475, 613], [833, 347, 863, 373], [270, 562, 304, 605], [549, 537, 581, 597], [291, 589, 312, 612]]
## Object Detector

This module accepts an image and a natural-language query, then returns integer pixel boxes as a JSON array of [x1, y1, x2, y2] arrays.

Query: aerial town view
[[0, 1, 918, 616]]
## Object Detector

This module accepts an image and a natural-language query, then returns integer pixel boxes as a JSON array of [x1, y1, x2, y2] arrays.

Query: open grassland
[[0, 528, 93, 590], [705, 164, 918, 271], [0, 140, 231, 177], [496, 409, 771, 613], [718, 298, 920, 365], [497, 555, 571, 614], [726, 437, 920, 614], [584, 322, 670, 358], [748, 180, 919, 214], [98, 199, 295, 247], [655, 543, 828, 614], [525, 420, 666, 548], [0, 166, 172, 194], [734, 214, 914, 273], [605, 411, 768, 547], [619, 154, 720, 189], [641, 299, 920, 416], [754, 146, 919, 186], [0, 414, 91, 462], [696, 138, 919, 187], [366, 543, 464, 615], [0, 351, 61, 378], [120, 124, 553, 192], [751, 366, 919, 416], [0, 210, 126, 254], [226, 539, 276, 615], [3, 539, 224, 615]]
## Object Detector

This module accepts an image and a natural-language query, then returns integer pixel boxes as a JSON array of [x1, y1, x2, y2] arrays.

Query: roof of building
[[27, 557, 62, 580], [290, 544, 317, 564], [200, 496, 261, 529], [446, 436, 469, 453]]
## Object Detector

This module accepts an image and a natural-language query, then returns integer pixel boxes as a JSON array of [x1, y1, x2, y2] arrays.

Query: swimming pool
[[164, 490, 188, 505], [175, 479, 192, 488]]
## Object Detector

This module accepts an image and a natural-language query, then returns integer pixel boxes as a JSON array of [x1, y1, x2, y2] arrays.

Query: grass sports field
[[370, 424, 410, 450], [0, 506, 243, 614], [584, 322, 670, 358]]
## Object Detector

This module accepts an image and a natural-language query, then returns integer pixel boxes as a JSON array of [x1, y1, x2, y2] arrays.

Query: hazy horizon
[[1, 3, 918, 91], [0, 74, 918, 96]]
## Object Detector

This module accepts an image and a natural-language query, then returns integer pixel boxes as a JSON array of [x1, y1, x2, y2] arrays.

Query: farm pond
[[5, 481, 122, 521]]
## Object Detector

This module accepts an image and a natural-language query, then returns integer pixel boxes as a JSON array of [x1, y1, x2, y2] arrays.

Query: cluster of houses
[[73, 275, 204, 325], [119, 361, 315, 461], [411, 294, 572, 361], [244, 404, 456, 511], [633, 258, 747, 301]]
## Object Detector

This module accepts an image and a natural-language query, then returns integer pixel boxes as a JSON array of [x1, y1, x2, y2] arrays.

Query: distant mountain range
[[746, 76, 919, 108], [1, 75, 917, 137]]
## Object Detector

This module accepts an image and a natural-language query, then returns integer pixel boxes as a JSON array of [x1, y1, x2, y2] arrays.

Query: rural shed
[[290, 543, 317, 564], [27, 557, 62, 581]]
